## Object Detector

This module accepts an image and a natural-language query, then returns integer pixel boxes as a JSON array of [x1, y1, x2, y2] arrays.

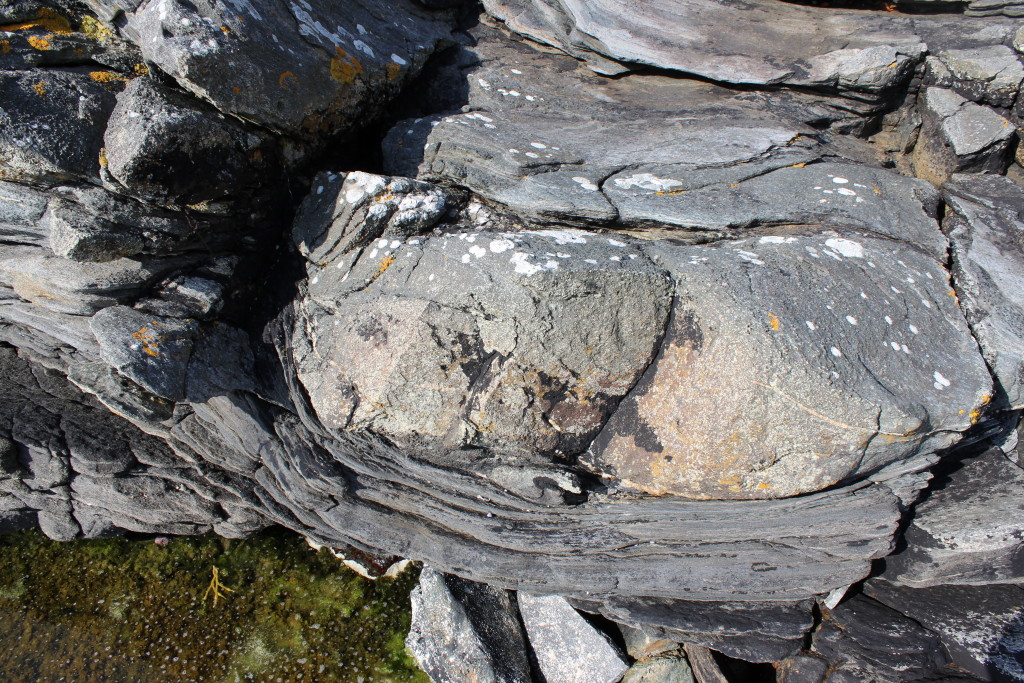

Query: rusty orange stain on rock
[[330, 47, 363, 84], [278, 71, 300, 88]]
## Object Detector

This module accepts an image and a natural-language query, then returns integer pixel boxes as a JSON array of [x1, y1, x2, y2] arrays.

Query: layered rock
[[1, 0, 1024, 681]]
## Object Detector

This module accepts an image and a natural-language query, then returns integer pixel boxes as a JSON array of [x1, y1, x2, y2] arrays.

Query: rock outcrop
[[2, 0, 1024, 681]]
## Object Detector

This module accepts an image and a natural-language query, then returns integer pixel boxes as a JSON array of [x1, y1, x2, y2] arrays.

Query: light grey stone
[[620, 651, 694, 683], [913, 88, 1015, 185], [926, 46, 1024, 109], [293, 170, 448, 265], [518, 592, 629, 683], [407, 569, 531, 683], [944, 174, 1024, 409], [589, 230, 992, 499]]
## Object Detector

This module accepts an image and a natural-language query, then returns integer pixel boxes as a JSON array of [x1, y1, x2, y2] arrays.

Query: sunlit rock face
[[1, 4, 1023, 669]]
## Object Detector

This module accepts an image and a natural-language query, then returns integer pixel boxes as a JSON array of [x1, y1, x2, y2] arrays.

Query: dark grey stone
[[90, 305, 197, 401], [812, 594, 949, 681], [776, 654, 830, 683], [102, 77, 276, 206], [883, 447, 1024, 587], [866, 580, 1024, 682], [596, 597, 814, 663], [0, 68, 118, 184], [96, 0, 455, 138]]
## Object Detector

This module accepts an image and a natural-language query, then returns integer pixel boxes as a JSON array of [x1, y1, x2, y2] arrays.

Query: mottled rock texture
[[2, 0, 1024, 679]]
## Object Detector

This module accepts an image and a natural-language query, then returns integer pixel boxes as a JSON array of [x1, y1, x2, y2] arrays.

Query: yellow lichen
[[98, 147, 108, 168], [655, 188, 686, 196], [89, 70, 127, 84], [32, 81, 46, 97], [79, 15, 112, 42], [27, 35, 51, 50], [767, 313, 780, 331]]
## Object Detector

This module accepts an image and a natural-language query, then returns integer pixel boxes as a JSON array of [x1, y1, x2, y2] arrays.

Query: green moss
[[0, 528, 430, 682]]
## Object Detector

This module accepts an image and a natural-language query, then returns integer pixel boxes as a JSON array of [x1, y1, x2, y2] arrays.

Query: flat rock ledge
[[2, 1, 1024, 681]]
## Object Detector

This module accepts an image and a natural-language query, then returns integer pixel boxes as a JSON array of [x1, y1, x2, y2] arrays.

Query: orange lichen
[[790, 162, 806, 168], [330, 47, 363, 84], [27, 35, 51, 50], [374, 254, 396, 277], [133, 63, 150, 77], [220, 25, 231, 34], [98, 147, 108, 168], [767, 313, 780, 331], [655, 188, 686, 196], [132, 325, 163, 358], [385, 62, 401, 80], [32, 81, 46, 97], [0, 8, 72, 35], [278, 71, 299, 89], [0, 39, 9, 54]]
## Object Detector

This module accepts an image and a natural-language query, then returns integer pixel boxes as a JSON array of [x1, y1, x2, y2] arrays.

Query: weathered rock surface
[[89, 0, 455, 138], [944, 174, 1024, 409], [590, 231, 990, 499], [866, 579, 1024, 682], [812, 594, 950, 681], [882, 447, 1024, 587], [2, 0, 1023, 680], [517, 592, 629, 683]]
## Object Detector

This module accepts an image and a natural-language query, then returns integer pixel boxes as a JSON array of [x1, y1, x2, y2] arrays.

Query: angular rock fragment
[[102, 77, 276, 206], [0, 254, 177, 315], [925, 46, 1024, 109], [883, 447, 1024, 587], [90, 305, 197, 401], [620, 650, 694, 683], [812, 594, 950, 681], [293, 171, 448, 265], [944, 174, 1024, 409], [595, 596, 814, 663], [866, 579, 1024, 682], [0, 68, 119, 184], [590, 231, 992, 499], [407, 569, 532, 683], [94, 0, 454, 138], [913, 88, 1015, 185], [518, 592, 629, 683]]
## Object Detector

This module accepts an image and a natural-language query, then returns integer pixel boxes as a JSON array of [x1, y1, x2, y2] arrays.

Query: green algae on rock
[[0, 528, 428, 682]]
